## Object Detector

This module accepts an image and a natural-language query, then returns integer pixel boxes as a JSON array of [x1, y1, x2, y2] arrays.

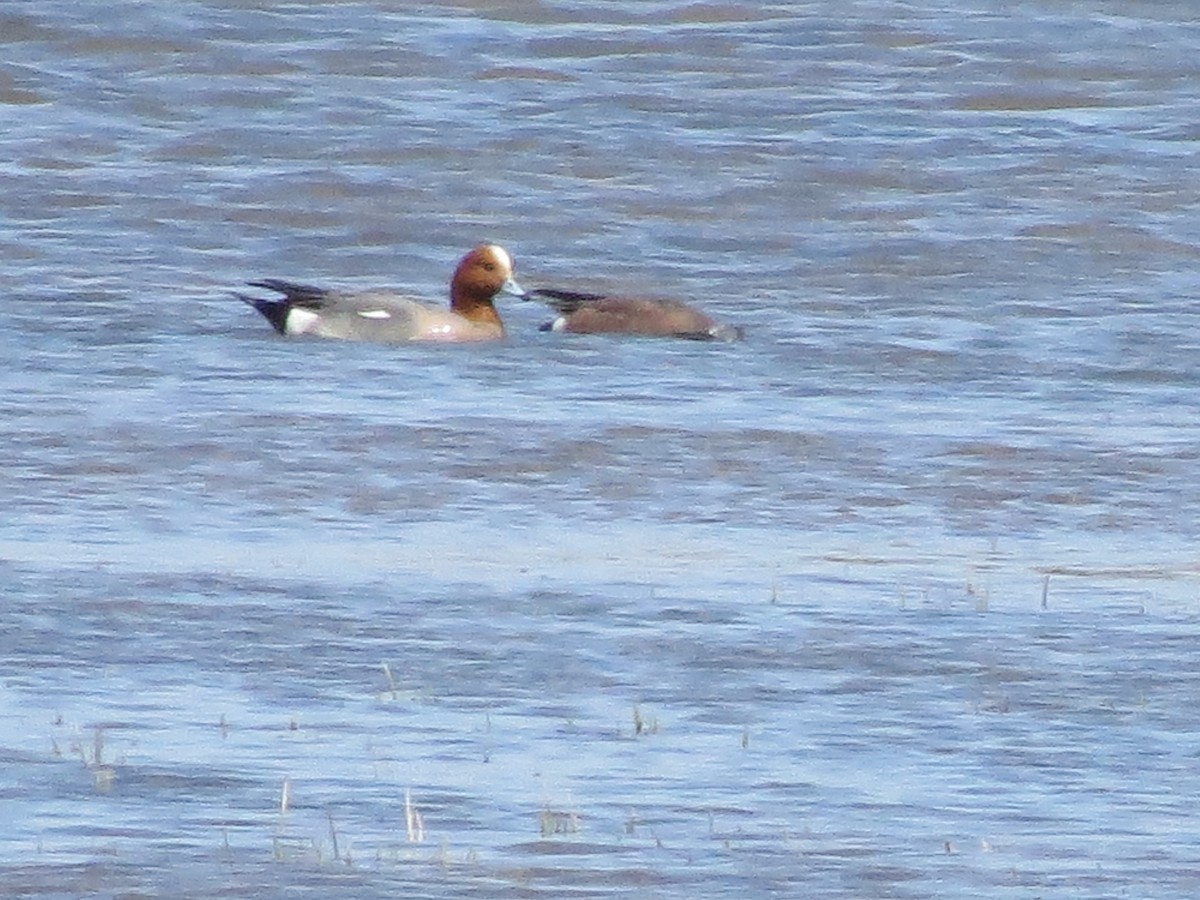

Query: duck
[[238, 244, 525, 342], [526, 287, 743, 342]]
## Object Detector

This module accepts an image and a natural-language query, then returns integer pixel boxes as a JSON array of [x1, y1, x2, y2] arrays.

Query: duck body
[[242, 280, 505, 342], [528, 288, 742, 342], [240, 244, 523, 343]]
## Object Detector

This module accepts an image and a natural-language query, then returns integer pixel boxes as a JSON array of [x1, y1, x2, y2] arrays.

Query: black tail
[[247, 279, 329, 305], [237, 279, 331, 336], [236, 288, 292, 335]]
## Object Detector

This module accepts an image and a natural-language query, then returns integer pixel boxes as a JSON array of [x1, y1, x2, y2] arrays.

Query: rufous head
[[450, 244, 525, 317]]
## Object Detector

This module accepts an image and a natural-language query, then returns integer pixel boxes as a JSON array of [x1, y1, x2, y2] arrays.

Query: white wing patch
[[357, 309, 392, 320]]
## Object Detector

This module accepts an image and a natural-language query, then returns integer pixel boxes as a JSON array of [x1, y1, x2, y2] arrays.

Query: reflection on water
[[3, 1, 1200, 896]]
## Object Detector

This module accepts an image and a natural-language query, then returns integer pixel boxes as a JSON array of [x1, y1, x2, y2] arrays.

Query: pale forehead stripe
[[486, 244, 512, 271]]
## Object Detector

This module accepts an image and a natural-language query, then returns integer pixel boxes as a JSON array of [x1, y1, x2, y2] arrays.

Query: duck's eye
[[482, 262, 496, 271]]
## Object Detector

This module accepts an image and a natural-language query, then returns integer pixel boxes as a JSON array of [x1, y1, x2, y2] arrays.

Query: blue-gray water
[[3, 2, 1200, 897]]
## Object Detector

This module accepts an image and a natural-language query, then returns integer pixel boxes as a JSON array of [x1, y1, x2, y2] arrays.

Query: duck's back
[[565, 296, 715, 335], [247, 281, 503, 343], [296, 291, 499, 342], [532, 289, 737, 340]]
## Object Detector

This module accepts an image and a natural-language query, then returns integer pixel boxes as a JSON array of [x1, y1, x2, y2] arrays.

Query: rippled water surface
[[4, 2, 1200, 897]]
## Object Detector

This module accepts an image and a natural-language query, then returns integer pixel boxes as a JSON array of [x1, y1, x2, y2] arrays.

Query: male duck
[[239, 244, 524, 342], [526, 287, 742, 342]]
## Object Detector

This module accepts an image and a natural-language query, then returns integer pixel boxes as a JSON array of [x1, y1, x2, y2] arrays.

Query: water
[[3, 1, 1200, 896]]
